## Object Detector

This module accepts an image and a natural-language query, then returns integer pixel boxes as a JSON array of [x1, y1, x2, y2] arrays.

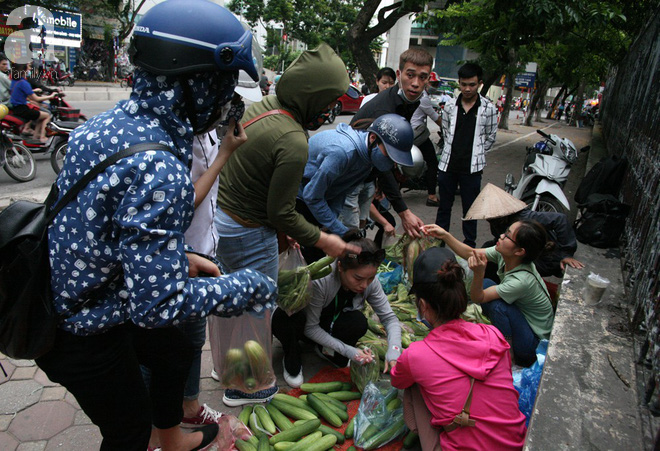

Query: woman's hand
[[218, 118, 247, 156], [383, 359, 397, 374], [383, 223, 396, 236], [421, 224, 447, 240], [468, 251, 488, 276], [353, 348, 374, 365], [561, 257, 584, 271], [186, 252, 221, 278]]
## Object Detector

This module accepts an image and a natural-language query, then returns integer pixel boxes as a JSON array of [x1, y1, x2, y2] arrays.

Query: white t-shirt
[[360, 93, 377, 108], [411, 91, 440, 128], [186, 130, 219, 255]]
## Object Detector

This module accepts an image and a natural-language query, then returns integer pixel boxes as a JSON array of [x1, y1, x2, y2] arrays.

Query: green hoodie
[[217, 43, 349, 246]]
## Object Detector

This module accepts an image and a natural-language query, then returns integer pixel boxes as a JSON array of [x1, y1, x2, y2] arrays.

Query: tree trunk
[[498, 68, 516, 130], [567, 79, 586, 126], [480, 71, 501, 97], [546, 84, 566, 119], [524, 79, 549, 126]]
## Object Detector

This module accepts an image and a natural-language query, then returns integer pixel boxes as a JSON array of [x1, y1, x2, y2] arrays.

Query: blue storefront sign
[[515, 72, 536, 89]]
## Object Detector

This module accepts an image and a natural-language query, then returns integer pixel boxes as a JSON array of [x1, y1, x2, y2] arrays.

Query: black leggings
[[36, 324, 193, 451], [417, 137, 438, 195], [272, 306, 368, 370]]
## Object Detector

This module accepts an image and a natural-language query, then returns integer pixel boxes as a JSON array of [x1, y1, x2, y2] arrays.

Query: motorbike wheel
[[51, 142, 67, 174], [120, 79, 128, 89], [326, 110, 336, 124], [3, 142, 36, 182], [61, 78, 73, 87], [525, 195, 565, 214]]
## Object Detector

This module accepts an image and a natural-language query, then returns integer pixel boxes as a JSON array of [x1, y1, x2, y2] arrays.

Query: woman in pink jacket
[[390, 247, 527, 451]]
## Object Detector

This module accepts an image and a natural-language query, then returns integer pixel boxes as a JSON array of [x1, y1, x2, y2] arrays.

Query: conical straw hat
[[463, 183, 527, 220]]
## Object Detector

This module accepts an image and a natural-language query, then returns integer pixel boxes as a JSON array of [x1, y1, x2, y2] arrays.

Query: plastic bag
[[350, 345, 381, 393], [377, 261, 403, 295], [512, 339, 548, 425], [354, 381, 408, 450], [215, 312, 276, 393], [277, 248, 312, 315], [214, 414, 252, 450]]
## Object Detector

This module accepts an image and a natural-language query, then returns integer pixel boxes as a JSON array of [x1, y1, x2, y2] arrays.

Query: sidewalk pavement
[[0, 117, 595, 449]]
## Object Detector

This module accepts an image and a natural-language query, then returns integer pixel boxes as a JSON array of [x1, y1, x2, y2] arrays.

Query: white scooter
[[505, 129, 589, 213]]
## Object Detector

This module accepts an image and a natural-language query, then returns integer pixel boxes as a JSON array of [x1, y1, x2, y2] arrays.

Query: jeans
[[435, 171, 482, 247], [36, 324, 193, 450], [178, 317, 207, 400], [480, 279, 539, 366], [340, 181, 375, 229]]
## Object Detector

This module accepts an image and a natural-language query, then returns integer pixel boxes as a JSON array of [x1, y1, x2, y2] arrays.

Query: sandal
[[190, 423, 219, 451]]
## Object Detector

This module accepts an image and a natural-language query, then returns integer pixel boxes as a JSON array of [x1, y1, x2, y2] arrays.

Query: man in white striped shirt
[[436, 62, 497, 247]]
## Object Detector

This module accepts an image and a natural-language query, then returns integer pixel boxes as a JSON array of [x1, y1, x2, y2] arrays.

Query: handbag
[[0, 142, 175, 359]]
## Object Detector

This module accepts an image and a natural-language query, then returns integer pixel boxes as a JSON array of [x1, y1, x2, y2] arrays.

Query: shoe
[[182, 403, 223, 426], [282, 358, 304, 388], [210, 369, 220, 382], [222, 385, 278, 407], [147, 447, 161, 451], [425, 198, 440, 207], [190, 423, 219, 451]]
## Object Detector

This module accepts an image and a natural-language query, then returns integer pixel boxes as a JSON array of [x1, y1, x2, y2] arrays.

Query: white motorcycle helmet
[[400, 145, 425, 178]]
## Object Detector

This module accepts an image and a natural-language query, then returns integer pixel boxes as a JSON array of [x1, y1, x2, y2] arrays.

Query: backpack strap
[[46, 143, 176, 223], [442, 377, 477, 432], [242, 109, 295, 129]]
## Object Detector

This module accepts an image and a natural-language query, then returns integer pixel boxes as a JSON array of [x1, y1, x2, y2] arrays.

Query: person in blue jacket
[[35, 2, 275, 450], [296, 113, 414, 261]]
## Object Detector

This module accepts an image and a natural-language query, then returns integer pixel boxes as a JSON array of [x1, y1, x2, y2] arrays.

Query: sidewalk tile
[[0, 414, 13, 431], [40, 387, 67, 402], [73, 410, 92, 426], [17, 441, 47, 451], [11, 367, 37, 381], [0, 360, 16, 381], [0, 381, 43, 415], [33, 370, 57, 388], [44, 425, 101, 451], [9, 401, 75, 441], [0, 431, 19, 450], [6, 359, 35, 368], [63, 392, 79, 409]]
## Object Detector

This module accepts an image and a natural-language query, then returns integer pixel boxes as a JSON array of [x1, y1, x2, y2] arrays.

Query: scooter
[[504, 129, 590, 213], [1, 109, 83, 174]]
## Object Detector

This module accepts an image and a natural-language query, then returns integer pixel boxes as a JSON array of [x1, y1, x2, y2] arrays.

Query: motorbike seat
[[2, 114, 27, 128], [52, 120, 84, 130]]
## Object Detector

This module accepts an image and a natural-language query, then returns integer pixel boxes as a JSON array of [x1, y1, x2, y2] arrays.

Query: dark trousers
[[435, 170, 482, 247], [417, 137, 438, 195], [294, 198, 327, 263], [373, 199, 396, 248], [36, 324, 193, 451], [272, 306, 367, 370]]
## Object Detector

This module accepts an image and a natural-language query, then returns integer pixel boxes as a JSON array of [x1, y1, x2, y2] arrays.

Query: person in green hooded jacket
[[210, 43, 358, 406]]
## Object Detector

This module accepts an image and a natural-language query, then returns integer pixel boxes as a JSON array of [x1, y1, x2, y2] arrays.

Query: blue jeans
[[178, 317, 207, 400], [480, 279, 539, 366], [435, 171, 481, 247]]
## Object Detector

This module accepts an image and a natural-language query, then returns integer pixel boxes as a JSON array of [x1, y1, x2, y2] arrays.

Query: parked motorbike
[[1, 108, 83, 174], [505, 129, 590, 213]]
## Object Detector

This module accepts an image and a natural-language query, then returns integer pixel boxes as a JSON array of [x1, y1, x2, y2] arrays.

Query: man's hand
[[561, 257, 585, 271], [398, 209, 423, 238], [186, 252, 221, 278], [468, 251, 488, 276], [384, 223, 395, 236], [316, 232, 361, 258]]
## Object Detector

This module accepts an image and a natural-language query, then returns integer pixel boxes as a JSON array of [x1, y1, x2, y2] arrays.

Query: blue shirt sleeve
[[10, 79, 33, 106]]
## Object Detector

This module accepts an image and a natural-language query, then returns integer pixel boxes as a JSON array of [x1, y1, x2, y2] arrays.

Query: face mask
[[219, 99, 246, 127], [304, 110, 328, 131], [370, 140, 394, 172], [398, 88, 422, 104]]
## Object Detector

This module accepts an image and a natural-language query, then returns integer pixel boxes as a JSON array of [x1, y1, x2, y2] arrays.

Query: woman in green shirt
[[423, 220, 554, 366]]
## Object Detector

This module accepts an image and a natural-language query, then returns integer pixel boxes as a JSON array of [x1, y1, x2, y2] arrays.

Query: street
[[0, 97, 591, 251]]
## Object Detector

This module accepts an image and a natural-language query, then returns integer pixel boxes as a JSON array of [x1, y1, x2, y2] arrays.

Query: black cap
[[409, 247, 457, 294]]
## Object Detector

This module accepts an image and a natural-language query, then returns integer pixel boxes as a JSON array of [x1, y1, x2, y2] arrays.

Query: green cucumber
[[270, 399, 318, 421], [266, 404, 293, 431], [359, 423, 380, 442], [317, 424, 345, 444], [362, 417, 406, 450], [403, 430, 420, 448], [239, 405, 253, 426], [344, 416, 355, 439], [258, 434, 270, 451], [273, 393, 316, 414], [307, 393, 343, 427], [290, 432, 336, 451], [249, 411, 267, 439], [299, 381, 344, 393], [273, 442, 296, 451], [314, 392, 348, 411], [347, 447, 356, 451], [235, 439, 257, 451], [269, 419, 321, 445], [247, 435, 259, 447], [386, 397, 402, 411], [326, 391, 362, 401], [341, 382, 353, 391], [255, 405, 277, 435]]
